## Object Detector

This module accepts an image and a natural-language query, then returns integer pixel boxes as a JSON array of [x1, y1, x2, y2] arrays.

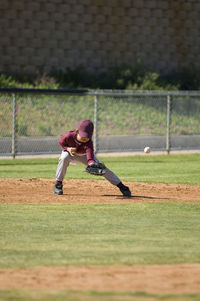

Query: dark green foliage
[[159, 67, 200, 90], [1, 64, 200, 90], [50, 64, 178, 90]]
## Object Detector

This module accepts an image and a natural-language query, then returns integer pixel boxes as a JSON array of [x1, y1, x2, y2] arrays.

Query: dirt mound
[[0, 178, 200, 203]]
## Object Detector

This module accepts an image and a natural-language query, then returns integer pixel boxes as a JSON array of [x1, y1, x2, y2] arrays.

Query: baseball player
[[54, 120, 131, 197]]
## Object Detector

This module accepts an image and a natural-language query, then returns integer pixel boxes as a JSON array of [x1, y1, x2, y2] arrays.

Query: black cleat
[[119, 185, 132, 197], [54, 183, 63, 195]]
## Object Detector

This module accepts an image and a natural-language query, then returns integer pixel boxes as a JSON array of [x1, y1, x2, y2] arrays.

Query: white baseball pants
[[56, 150, 121, 185]]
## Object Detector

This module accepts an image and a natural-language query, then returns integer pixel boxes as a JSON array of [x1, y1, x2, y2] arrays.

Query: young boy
[[54, 120, 131, 197]]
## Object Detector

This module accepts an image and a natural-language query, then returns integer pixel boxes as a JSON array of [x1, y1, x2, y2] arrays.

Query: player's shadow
[[103, 194, 133, 198], [61, 194, 168, 201], [103, 194, 168, 200]]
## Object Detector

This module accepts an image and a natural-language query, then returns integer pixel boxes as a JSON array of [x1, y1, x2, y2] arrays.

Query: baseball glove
[[86, 162, 106, 176]]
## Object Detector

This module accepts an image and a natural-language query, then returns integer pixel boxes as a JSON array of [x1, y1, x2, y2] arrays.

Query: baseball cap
[[78, 120, 94, 139]]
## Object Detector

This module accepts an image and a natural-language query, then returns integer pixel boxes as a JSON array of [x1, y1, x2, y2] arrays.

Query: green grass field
[[0, 154, 200, 301], [0, 290, 200, 301], [0, 154, 200, 184], [1, 202, 200, 268]]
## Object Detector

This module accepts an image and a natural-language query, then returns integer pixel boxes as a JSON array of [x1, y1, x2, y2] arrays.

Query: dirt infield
[[0, 178, 200, 294], [0, 178, 200, 204], [0, 264, 200, 293]]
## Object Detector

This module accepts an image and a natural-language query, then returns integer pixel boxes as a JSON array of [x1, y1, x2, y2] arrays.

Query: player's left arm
[[85, 141, 95, 165]]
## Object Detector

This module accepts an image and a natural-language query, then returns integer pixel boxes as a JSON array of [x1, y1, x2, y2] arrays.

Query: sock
[[117, 182, 126, 189], [56, 180, 62, 185]]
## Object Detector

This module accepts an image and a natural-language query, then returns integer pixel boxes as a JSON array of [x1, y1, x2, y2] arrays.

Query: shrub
[[1, 65, 200, 90]]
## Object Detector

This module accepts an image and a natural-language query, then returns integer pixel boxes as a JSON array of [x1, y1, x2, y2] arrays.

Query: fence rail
[[0, 88, 200, 158]]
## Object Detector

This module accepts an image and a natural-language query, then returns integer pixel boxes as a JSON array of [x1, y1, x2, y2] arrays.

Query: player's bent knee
[[59, 151, 71, 163]]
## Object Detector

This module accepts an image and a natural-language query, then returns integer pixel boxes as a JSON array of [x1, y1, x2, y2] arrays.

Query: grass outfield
[[0, 202, 200, 268], [0, 154, 200, 301], [0, 202, 200, 301], [0, 290, 200, 301], [0, 153, 200, 184]]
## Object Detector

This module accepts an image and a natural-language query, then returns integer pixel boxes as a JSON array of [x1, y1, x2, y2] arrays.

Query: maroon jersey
[[59, 130, 95, 164]]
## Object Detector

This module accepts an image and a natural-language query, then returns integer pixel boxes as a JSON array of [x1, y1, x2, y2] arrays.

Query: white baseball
[[144, 146, 151, 154]]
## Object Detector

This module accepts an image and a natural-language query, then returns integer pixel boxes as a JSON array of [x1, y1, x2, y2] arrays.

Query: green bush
[[159, 67, 200, 90], [0, 73, 59, 89], [0, 74, 18, 88], [50, 64, 178, 90], [1, 64, 200, 90], [49, 64, 200, 90]]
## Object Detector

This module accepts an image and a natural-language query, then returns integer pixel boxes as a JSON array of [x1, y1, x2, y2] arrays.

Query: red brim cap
[[78, 120, 94, 139]]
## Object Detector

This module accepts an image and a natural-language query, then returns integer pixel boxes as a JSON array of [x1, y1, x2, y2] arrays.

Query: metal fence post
[[94, 95, 98, 154], [166, 94, 171, 154], [12, 93, 17, 158]]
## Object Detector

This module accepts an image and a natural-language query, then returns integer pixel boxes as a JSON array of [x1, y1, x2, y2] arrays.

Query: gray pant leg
[[103, 167, 121, 185], [76, 155, 121, 185], [94, 156, 121, 186], [56, 151, 121, 186], [56, 151, 89, 181], [56, 151, 71, 181]]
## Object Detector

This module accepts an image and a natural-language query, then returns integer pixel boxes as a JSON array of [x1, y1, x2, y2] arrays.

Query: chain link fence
[[0, 88, 200, 157]]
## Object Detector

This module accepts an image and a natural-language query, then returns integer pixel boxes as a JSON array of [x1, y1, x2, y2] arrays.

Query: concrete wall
[[0, 0, 200, 75]]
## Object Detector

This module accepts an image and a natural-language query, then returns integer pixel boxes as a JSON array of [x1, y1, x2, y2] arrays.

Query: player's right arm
[[66, 147, 77, 156], [59, 131, 77, 155], [59, 131, 73, 150]]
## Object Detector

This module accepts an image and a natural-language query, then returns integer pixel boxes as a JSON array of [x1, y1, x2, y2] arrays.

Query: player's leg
[[94, 157, 121, 185], [54, 151, 71, 195], [79, 155, 131, 197], [95, 157, 131, 197]]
